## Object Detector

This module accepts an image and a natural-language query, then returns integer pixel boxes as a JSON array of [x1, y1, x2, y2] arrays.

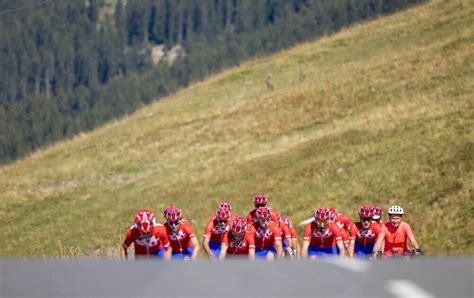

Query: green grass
[[0, 0, 473, 257]]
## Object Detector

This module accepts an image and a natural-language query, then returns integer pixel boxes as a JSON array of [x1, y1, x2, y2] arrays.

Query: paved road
[[1, 258, 472, 297]]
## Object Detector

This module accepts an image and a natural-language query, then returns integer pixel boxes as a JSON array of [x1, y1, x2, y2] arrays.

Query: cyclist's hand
[[372, 251, 382, 259], [415, 248, 423, 256]]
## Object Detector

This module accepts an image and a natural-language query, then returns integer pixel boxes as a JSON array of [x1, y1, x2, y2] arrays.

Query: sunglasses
[[255, 204, 266, 208], [259, 219, 270, 223], [168, 221, 181, 226], [361, 218, 372, 222], [217, 220, 227, 224]]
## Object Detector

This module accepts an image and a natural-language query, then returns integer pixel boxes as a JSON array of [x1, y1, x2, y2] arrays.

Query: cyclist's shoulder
[[152, 223, 166, 231], [181, 220, 192, 227], [400, 221, 412, 230]]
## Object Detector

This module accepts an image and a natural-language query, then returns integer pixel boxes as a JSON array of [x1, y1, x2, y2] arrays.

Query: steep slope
[[0, 0, 472, 257]]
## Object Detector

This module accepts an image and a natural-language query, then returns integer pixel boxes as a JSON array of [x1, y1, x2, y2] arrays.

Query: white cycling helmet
[[388, 205, 404, 215]]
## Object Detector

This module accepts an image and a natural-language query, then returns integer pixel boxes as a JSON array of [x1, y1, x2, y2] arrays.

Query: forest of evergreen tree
[[0, 0, 423, 164]]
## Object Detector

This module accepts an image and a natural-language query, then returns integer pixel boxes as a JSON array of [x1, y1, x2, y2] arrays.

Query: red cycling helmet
[[253, 194, 268, 206], [372, 207, 383, 220], [163, 206, 183, 222], [358, 206, 373, 220], [215, 206, 231, 221], [134, 209, 156, 234], [328, 208, 337, 222], [231, 217, 248, 237], [315, 208, 331, 222], [255, 206, 271, 221], [218, 202, 232, 211]]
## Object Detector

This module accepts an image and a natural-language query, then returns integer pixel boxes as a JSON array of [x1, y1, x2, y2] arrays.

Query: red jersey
[[303, 222, 342, 248], [278, 223, 293, 244], [203, 215, 235, 243], [353, 222, 381, 247], [122, 224, 170, 256], [290, 226, 297, 240], [164, 220, 196, 253], [334, 214, 355, 246], [380, 222, 415, 255], [223, 230, 256, 256], [247, 207, 279, 224], [252, 221, 282, 250]]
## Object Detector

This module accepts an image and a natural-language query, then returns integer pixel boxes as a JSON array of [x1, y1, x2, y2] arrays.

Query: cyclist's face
[[168, 221, 181, 231], [217, 219, 227, 228], [316, 221, 327, 231], [389, 215, 402, 227], [361, 217, 372, 228], [232, 232, 244, 240], [259, 219, 270, 228]]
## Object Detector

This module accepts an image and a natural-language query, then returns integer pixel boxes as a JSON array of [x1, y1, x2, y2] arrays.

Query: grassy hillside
[[1, 0, 472, 257]]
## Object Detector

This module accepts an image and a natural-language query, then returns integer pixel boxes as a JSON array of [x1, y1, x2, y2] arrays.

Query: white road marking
[[322, 258, 370, 273], [298, 217, 314, 226], [386, 279, 436, 298]]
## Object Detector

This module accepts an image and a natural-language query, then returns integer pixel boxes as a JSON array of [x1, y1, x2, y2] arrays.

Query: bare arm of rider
[[373, 230, 385, 254], [405, 223, 421, 254], [284, 236, 294, 257], [301, 240, 310, 259], [202, 236, 214, 259], [219, 243, 228, 260], [249, 247, 256, 260], [191, 236, 200, 260], [294, 239, 301, 258], [120, 246, 128, 260], [163, 246, 172, 261], [348, 239, 355, 258], [336, 239, 346, 257], [275, 239, 283, 258]]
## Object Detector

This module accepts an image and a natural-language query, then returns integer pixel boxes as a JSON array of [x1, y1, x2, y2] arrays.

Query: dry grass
[[0, 0, 473, 257]]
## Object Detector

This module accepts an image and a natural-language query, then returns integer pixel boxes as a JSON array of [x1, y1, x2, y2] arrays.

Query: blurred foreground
[[1, 258, 472, 297]]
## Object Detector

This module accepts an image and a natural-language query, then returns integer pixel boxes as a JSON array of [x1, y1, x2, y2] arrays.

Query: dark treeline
[[0, 0, 423, 164]]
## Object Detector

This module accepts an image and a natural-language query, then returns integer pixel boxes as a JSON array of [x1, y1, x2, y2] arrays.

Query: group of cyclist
[[120, 194, 422, 260]]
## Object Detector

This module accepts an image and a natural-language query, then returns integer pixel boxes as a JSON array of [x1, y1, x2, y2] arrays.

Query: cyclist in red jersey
[[220, 217, 256, 260], [247, 194, 279, 224], [352, 206, 382, 259], [329, 208, 356, 257], [163, 206, 200, 260], [277, 214, 299, 258], [120, 209, 171, 260], [373, 205, 422, 257], [202, 203, 235, 259], [302, 208, 346, 259], [252, 206, 283, 260]]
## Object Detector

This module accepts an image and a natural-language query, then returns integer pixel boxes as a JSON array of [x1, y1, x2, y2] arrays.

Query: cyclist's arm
[[294, 238, 301, 258], [219, 243, 227, 260], [163, 246, 172, 260], [373, 230, 385, 253], [348, 223, 357, 257], [348, 239, 355, 258], [120, 246, 128, 260], [275, 239, 283, 258], [248, 247, 255, 260], [202, 221, 215, 258], [121, 229, 136, 260], [405, 224, 420, 250], [336, 239, 346, 256], [190, 236, 200, 260], [301, 240, 310, 259], [202, 237, 214, 259]]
